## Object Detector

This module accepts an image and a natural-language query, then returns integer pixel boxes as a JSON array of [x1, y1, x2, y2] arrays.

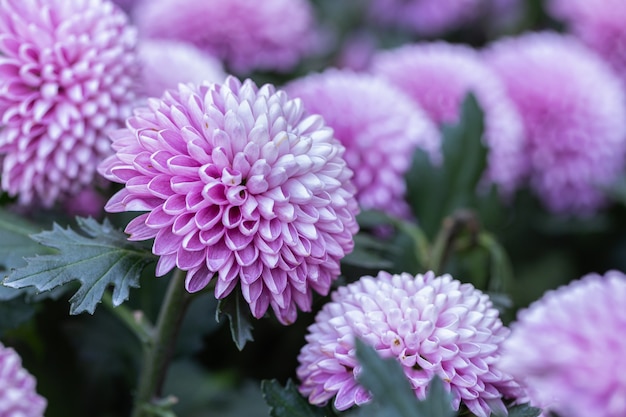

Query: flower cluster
[[0, 0, 137, 207], [285, 69, 440, 219], [484, 32, 626, 214], [0, 343, 47, 417], [99, 76, 359, 324], [297, 271, 524, 416], [500, 270, 626, 417], [133, 0, 321, 74]]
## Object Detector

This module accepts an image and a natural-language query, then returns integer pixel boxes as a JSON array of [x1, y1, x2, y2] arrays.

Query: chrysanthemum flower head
[[370, 42, 526, 195], [0, 0, 138, 207], [367, 0, 485, 37], [500, 270, 626, 417], [547, 0, 626, 86], [285, 69, 440, 219], [0, 343, 47, 417], [484, 32, 626, 214], [297, 271, 524, 416], [98, 76, 359, 325], [137, 39, 226, 99], [133, 0, 321, 74]]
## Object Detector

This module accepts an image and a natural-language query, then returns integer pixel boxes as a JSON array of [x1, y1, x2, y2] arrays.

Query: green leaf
[[405, 93, 487, 239], [3, 217, 155, 315], [0, 297, 37, 336], [355, 339, 455, 417], [0, 208, 54, 272], [216, 291, 254, 351], [506, 403, 542, 417], [261, 379, 331, 417]]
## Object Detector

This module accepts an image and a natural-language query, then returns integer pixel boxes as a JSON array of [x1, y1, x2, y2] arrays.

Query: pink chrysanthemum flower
[[484, 32, 626, 214], [285, 70, 440, 219], [133, 0, 320, 74], [98, 76, 359, 324], [137, 39, 226, 99], [0, 343, 47, 417], [500, 270, 626, 417], [297, 271, 524, 416], [0, 0, 138, 207], [367, 0, 485, 37], [370, 42, 526, 195], [547, 0, 626, 86]]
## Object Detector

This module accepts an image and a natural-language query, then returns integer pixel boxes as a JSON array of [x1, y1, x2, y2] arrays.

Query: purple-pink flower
[[500, 270, 626, 417], [370, 42, 526, 195], [0, 0, 138, 207], [297, 270, 524, 416], [285, 69, 440, 219], [133, 0, 321, 74], [0, 342, 47, 417], [137, 39, 226, 100], [547, 0, 626, 86], [484, 32, 626, 214], [98, 76, 359, 324], [367, 0, 484, 37]]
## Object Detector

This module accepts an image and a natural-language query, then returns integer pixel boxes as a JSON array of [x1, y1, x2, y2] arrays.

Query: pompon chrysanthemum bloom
[[137, 39, 226, 99], [547, 0, 626, 86], [370, 42, 526, 195], [297, 271, 524, 416], [133, 0, 320, 74], [98, 76, 359, 324], [484, 32, 626, 214], [500, 270, 626, 417], [0, 0, 138, 207], [367, 0, 485, 37], [285, 70, 440, 219], [0, 343, 47, 417]]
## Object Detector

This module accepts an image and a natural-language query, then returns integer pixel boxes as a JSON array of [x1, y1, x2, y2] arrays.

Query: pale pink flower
[[547, 0, 626, 86], [285, 69, 440, 219], [484, 32, 626, 214], [133, 0, 321, 74], [98, 76, 359, 324], [137, 39, 226, 99], [501, 270, 626, 417], [0, 0, 138, 207], [0, 343, 47, 417], [370, 42, 526, 195], [297, 271, 524, 416]]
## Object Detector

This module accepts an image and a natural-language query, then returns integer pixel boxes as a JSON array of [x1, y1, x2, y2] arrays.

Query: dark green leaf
[[0, 297, 37, 336], [355, 339, 455, 417], [216, 291, 254, 351], [342, 233, 394, 270], [262, 379, 330, 417], [0, 208, 53, 272], [3, 217, 155, 314], [506, 403, 542, 417], [405, 93, 487, 239]]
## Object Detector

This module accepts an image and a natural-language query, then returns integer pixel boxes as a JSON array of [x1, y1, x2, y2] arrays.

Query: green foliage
[[405, 93, 487, 239], [262, 379, 333, 417], [215, 290, 255, 351], [355, 339, 455, 417], [506, 403, 543, 417], [3, 217, 155, 315]]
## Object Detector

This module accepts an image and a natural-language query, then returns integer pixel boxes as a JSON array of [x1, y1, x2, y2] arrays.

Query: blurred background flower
[[285, 69, 440, 219], [500, 270, 626, 417], [0, 342, 47, 417], [133, 0, 322, 74], [0, 0, 138, 207], [370, 42, 526, 196], [484, 32, 626, 215]]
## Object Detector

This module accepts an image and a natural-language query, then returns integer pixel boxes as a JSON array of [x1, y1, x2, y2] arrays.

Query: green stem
[[428, 210, 480, 274], [131, 268, 192, 417], [102, 292, 154, 347]]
